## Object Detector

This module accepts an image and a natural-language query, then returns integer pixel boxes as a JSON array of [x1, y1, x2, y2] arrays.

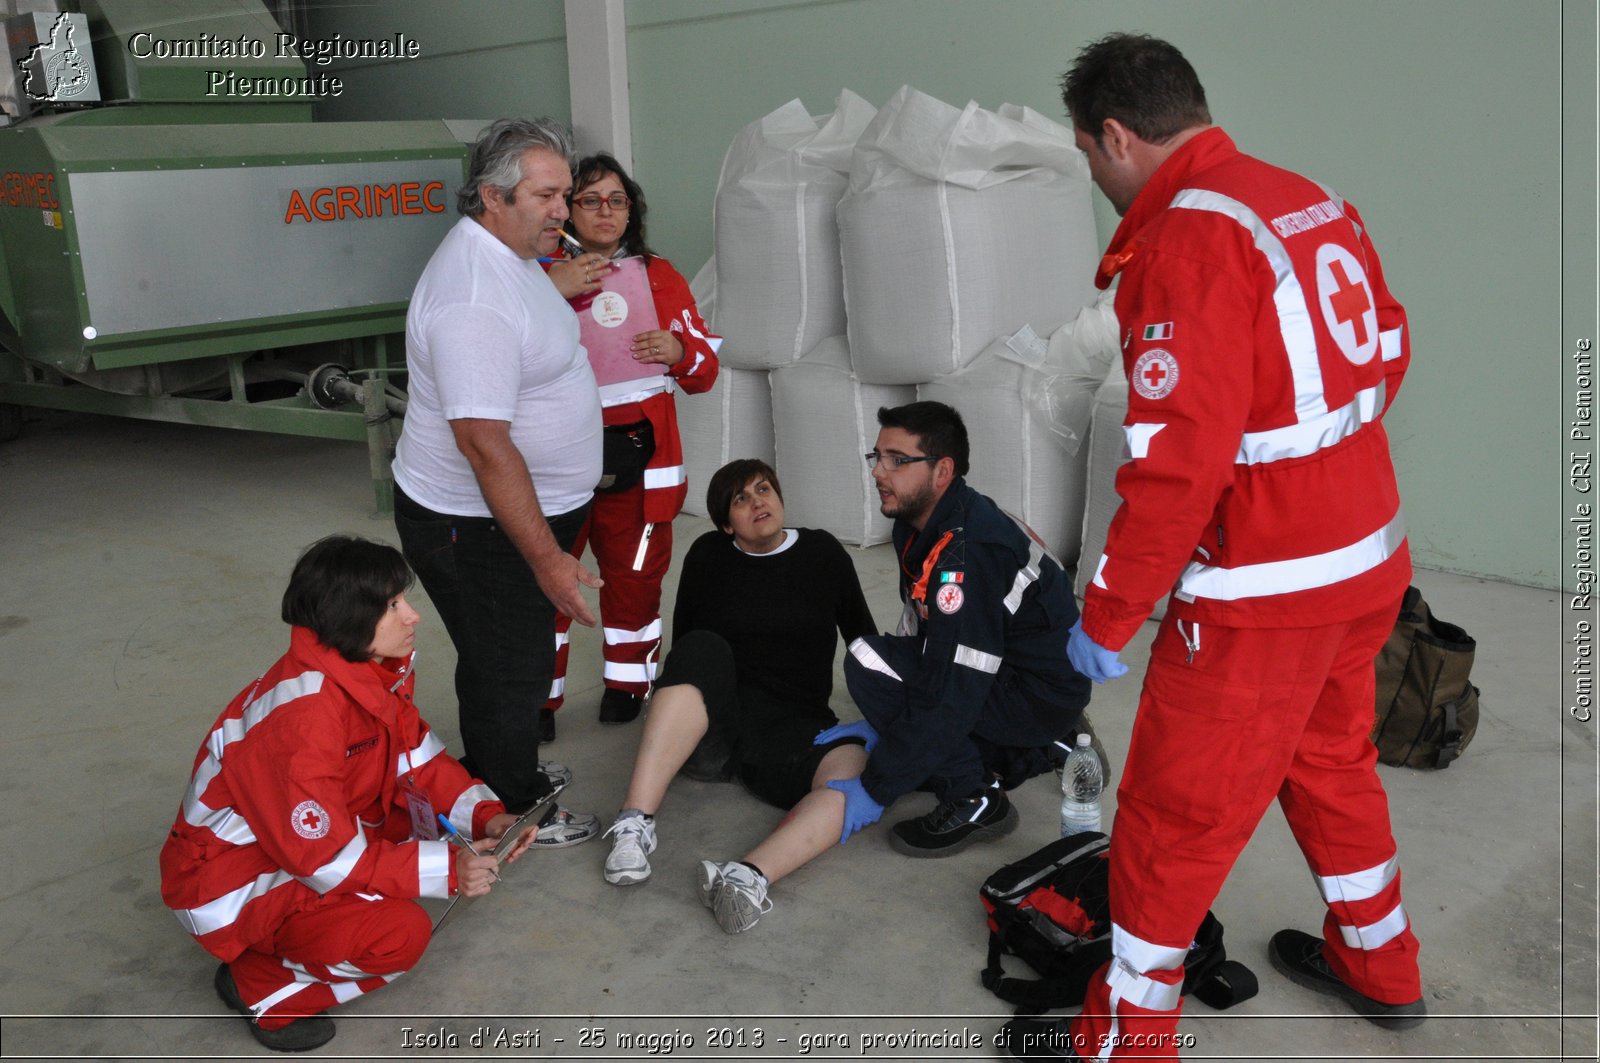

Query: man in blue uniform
[[822, 401, 1093, 855]]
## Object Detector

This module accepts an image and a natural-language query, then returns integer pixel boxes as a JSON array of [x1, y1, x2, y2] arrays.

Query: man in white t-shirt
[[392, 118, 614, 841]]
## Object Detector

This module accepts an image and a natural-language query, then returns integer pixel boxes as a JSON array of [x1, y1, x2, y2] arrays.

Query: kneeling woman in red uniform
[[542, 153, 721, 734], [160, 536, 529, 1052]]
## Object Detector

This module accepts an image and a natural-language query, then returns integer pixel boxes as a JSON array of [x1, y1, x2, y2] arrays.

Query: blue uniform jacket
[[860, 479, 1091, 804]]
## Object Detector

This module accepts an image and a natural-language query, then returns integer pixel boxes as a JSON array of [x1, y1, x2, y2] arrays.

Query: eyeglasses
[[864, 451, 938, 470], [570, 192, 630, 212]]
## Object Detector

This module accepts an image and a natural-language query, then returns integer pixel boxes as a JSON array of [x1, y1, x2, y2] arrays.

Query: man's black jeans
[[395, 484, 589, 813]]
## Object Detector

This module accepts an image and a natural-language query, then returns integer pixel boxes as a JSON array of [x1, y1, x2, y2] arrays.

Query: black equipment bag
[[597, 418, 655, 493], [979, 831, 1257, 1013], [1371, 585, 1480, 769]]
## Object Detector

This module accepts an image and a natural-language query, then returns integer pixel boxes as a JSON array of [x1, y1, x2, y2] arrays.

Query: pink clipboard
[[575, 257, 666, 387]]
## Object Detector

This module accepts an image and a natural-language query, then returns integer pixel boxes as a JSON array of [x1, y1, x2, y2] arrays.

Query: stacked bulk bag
[[916, 288, 1120, 564], [1074, 369, 1168, 621], [840, 87, 1100, 385], [1014, 287, 1122, 456], [918, 353, 1090, 568], [676, 258, 776, 518], [675, 366, 776, 519], [769, 336, 915, 546], [713, 90, 876, 370]]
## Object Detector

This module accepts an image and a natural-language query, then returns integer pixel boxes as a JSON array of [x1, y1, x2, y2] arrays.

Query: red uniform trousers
[[227, 892, 431, 1030], [546, 480, 674, 708], [1070, 596, 1420, 1061]]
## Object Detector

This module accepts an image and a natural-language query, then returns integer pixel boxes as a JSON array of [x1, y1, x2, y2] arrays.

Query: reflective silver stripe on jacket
[[182, 672, 326, 845], [1176, 508, 1405, 602], [953, 644, 1002, 674], [1170, 187, 1329, 423], [297, 826, 369, 894]]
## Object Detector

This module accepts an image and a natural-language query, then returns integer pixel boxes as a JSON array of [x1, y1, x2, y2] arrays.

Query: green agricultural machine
[[0, 1, 479, 511]]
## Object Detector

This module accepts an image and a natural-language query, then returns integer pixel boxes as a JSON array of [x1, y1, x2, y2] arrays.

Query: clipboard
[[423, 778, 567, 932], [576, 256, 666, 387]]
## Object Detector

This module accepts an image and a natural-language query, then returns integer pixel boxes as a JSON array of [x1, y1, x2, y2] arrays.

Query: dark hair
[[281, 535, 413, 662], [565, 152, 652, 257], [457, 117, 575, 217], [1060, 33, 1211, 147], [877, 401, 970, 479], [706, 458, 782, 533]]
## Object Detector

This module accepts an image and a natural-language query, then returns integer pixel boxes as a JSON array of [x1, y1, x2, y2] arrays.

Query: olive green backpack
[[1371, 586, 1480, 769]]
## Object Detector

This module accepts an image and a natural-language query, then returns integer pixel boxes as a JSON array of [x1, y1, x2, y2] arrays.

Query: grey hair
[[457, 117, 575, 217]]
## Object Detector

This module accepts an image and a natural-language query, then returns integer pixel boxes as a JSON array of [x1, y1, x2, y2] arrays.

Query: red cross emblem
[[1327, 260, 1371, 346], [1131, 349, 1179, 400], [291, 799, 331, 839], [1316, 244, 1378, 365]]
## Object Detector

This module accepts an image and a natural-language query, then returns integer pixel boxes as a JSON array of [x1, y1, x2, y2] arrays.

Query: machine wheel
[[0, 403, 21, 442]]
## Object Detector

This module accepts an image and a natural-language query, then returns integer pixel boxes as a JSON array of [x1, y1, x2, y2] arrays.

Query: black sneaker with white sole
[[1268, 928, 1427, 1029], [214, 963, 335, 1052], [889, 786, 1018, 857]]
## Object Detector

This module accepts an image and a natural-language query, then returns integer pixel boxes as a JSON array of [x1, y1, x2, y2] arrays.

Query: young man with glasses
[[823, 401, 1094, 856]]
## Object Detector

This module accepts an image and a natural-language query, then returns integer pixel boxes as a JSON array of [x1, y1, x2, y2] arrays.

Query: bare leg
[[742, 744, 868, 884], [619, 684, 709, 814]]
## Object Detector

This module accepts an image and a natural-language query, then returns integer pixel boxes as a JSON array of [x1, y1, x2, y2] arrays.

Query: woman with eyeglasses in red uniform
[[540, 153, 722, 737]]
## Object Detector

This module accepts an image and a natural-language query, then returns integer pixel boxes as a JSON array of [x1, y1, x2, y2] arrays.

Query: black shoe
[[1268, 928, 1427, 1029], [889, 785, 1018, 857], [599, 688, 643, 723], [679, 729, 735, 782], [994, 1016, 1082, 1061], [539, 708, 556, 743], [214, 963, 336, 1052]]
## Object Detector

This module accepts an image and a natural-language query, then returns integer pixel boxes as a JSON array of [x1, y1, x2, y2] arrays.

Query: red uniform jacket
[[548, 252, 721, 523], [1082, 128, 1412, 649], [159, 627, 503, 961]]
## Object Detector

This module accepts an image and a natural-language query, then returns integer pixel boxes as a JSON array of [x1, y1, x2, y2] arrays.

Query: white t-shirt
[[395, 217, 603, 517]]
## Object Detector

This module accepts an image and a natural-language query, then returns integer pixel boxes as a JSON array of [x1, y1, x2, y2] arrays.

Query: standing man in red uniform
[[1042, 33, 1424, 1061]]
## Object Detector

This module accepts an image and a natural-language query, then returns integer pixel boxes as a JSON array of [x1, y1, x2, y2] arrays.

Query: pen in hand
[[437, 813, 501, 885], [436, 813, 481, 855]]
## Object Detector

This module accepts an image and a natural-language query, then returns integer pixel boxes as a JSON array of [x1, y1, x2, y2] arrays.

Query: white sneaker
[[532, 805, 600, 848], [697, 859, 724, 909], [602, 811, 657, 885], [539, 760, 573, 790], [702, 860, 771, 934]]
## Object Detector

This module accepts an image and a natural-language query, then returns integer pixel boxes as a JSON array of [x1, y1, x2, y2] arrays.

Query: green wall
[[303, 0, 1581, 592], [307, 0, 571, 122]]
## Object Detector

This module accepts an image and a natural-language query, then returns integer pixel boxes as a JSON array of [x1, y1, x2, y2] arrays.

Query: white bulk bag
[[714, 90, 876, 371], [1075, 370, 1168, 620], [841, 87, 1100, 385], [917, 350, 1090, 567], [769, 336, 914, 546], [1016, 287, 1122, 455], [676, 365, 774, 519]]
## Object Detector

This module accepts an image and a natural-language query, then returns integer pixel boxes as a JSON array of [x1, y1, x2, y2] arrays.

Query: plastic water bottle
[[1060, 733, 1103, 836]]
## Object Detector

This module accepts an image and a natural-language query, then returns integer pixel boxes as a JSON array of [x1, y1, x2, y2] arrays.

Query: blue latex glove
[[1068, 620, 1128, 684], [826, 777, 885, 844], [814, 719, 880, 754]]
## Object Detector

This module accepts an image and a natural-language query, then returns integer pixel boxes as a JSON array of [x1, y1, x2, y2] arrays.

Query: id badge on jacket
[[401, 779, 439, 840]]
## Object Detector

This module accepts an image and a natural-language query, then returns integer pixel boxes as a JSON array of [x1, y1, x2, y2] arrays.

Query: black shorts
[[656, 629, 863, 810]]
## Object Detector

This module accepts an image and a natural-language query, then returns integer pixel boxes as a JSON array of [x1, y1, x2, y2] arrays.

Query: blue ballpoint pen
[[435, 813, 481, 855]]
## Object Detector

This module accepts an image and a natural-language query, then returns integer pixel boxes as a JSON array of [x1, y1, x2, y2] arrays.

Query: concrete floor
[[0, 411, 1594, 1062]]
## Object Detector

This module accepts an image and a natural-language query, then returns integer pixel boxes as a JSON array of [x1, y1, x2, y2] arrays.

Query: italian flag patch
[[1143, 322, 1173, 341]]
